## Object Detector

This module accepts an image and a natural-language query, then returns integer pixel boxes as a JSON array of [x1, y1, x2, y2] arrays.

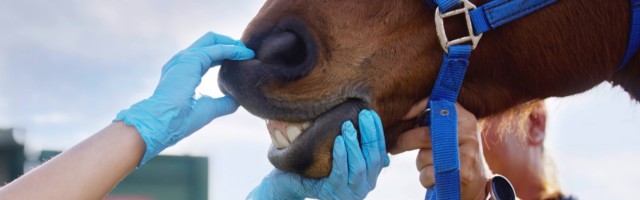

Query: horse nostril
[[257, 31, 307, 67], [246, 19, 318, 81]]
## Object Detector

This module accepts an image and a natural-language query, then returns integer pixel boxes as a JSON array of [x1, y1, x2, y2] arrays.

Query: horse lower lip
[[266, 100, 366, 177]]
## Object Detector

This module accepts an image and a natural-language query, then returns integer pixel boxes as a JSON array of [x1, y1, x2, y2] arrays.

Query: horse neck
[[452, 0, 633, 117]]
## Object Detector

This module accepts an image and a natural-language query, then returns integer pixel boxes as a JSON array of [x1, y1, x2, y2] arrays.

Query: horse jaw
[[220, 0, 635, 177]]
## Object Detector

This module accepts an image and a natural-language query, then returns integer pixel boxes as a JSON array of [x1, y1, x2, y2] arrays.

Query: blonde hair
[[479, 100, 566, 199], [478, 100, 544, 145]]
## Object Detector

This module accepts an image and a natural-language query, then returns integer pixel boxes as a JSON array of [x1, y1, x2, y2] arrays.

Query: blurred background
[[0, 0, 639, 199]]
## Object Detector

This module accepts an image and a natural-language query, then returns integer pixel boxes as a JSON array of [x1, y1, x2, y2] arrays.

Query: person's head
[[479, 101, 564, 200]]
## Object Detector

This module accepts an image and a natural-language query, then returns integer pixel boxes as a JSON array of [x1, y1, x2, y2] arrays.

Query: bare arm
[[0, 32, 253, 199], [0, 122, 144, 199]]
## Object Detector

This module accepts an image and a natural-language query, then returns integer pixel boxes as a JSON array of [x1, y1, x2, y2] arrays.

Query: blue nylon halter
[[621, 0, 640, 70], [422, 0, 640, 199]]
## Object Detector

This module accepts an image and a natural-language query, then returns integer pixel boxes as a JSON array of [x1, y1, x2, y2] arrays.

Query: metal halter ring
[[434, 0, 483, 53]]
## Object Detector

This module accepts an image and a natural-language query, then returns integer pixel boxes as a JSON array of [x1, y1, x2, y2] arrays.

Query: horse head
[[219, 0, 639, 177]]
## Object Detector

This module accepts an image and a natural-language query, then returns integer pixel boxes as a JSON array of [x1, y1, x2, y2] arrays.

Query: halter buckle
[[434, 0, 483, 53]]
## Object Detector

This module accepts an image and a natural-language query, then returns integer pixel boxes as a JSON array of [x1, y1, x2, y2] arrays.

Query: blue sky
[[1, 1, 639, 199]]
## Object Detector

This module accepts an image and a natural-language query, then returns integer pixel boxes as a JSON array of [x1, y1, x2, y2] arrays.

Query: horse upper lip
[[218, 63, 345, 121]]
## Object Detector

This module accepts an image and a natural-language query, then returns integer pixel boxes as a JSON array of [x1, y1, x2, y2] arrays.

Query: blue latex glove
[[247, 110, 390, 200], [114, 32, 255, 165]]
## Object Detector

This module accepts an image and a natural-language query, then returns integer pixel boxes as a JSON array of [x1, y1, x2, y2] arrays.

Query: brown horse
[[219, 0, 640, 178]]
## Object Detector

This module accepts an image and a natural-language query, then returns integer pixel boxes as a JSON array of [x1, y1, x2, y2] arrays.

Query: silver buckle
[[434, 0, 483, 53]]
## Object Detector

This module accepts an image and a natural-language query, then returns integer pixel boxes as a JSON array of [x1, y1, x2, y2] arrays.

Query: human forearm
[[0, 122, 144, 200], [0, 32, 253, 199]]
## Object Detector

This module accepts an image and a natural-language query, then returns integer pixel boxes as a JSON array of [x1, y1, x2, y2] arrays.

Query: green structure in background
[[39, 151, 208, 200], [0, 128, 25, 184]]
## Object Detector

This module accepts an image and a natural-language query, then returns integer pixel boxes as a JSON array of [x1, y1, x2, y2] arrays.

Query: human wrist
[[114, 98, 188, 165], [107, 121, 146, 165]]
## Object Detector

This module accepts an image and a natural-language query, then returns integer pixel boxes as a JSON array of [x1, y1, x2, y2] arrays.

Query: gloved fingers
[[155, 45, 254, 99], [273, 169, 310, 199], [357, 110, 382, 186], [320, 190, 349, 200], [163, 32, 240, 73], [201, 95, 239, 117], [153, 65, 201, 101], [156, 54, 213, 99], [164, 45, 253, 75], [325, 135, 348, 190], [174, 44, 255, 75], [342, 121, 368, 195], [201, 44, 255, 66], [368, 111, 389, 166], [165, 44, 254, 74], [186, 95, 239, 133], [248, 169, 308, 199], [188, 32, 246, 49], [384, 155, 390, 168], [162, 33, 250, 77]]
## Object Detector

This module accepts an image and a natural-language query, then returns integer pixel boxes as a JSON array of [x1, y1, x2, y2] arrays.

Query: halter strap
[[469, 0, 557, 35], [423, 0, 639, 199], [619, 0, 640, 70], [424, 45, 471, 200], [423, 0, 557, 199]]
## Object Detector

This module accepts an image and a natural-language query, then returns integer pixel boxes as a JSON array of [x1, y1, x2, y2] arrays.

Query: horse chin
[[265, 99, 366, 178], [220, 57, 372, 177]]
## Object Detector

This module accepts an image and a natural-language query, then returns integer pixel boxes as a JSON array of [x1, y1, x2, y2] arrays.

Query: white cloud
[[555, 152, 640, 199], [0, 63, 9, 127], [0, 47, 6, 121], [0, 98, 6, 112], [158, 107, 275, 200], [0, 1, 258, 64], [196, 67, 226, 98], [162, 108, 271, 155], [0, 100, 9, 127], [546, 83, 640, 199], [370, 150, 425, 199], [31, 112, 76, 124]]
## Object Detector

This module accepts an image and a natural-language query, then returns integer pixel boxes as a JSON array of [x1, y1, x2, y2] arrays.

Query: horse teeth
[[273, 129, 289, 149], [286, 125, 302, 142], [302, 122, 311, 129], [269, 132, 278, 148], [266, 120, 313, 149]]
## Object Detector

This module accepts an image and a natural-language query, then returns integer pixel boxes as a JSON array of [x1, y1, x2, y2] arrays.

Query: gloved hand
[[247, 110, 390, 200], [114, 32, 255, 165]]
